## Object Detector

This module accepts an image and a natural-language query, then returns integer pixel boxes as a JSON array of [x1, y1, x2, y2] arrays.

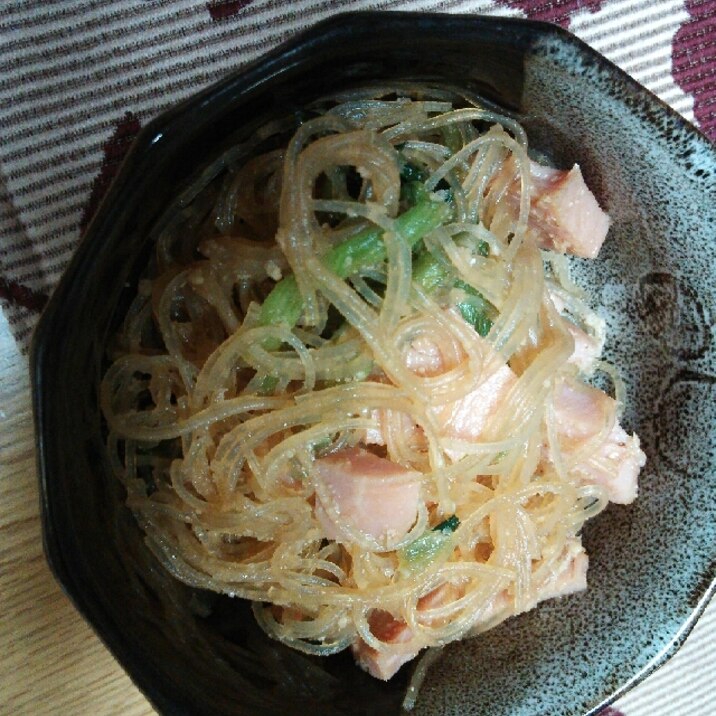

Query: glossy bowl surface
[[32, 11, 716, 716]]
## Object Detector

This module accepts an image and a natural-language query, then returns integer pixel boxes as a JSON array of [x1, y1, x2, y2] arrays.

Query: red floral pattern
[[496, 0, 605, 28], [207, 0, 255, 21], [672, 0, 716, 141], [0, 277, 48, 313]]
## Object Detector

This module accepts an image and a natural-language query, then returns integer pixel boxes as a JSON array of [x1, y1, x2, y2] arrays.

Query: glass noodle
[[100, 85, 634, 695]]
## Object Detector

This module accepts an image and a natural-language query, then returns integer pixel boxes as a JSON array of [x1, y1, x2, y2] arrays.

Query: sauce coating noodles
[[101, 86, 644, 683]]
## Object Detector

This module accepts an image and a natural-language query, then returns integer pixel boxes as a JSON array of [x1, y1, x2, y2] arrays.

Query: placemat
[[1, 0, 714, 347]]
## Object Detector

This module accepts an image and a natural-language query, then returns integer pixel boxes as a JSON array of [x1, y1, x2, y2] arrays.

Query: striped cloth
[[1, 2, 714, 714], [1, 0, 714, 346]]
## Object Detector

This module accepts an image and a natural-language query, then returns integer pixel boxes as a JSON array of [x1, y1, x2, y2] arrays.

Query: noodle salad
[[101, 86, 645, 685]]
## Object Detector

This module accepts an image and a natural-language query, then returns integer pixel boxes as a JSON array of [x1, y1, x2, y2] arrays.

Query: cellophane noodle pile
[[100, 85, 636, 687]]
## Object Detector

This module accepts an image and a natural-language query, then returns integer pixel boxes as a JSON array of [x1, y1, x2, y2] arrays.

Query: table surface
[[1, 1, 715, 714]]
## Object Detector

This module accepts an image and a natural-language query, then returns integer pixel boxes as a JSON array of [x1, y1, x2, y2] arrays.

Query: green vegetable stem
[[413, 252, 494, 337], [258, 196, 452, 334], [397, 514, 460, 576]]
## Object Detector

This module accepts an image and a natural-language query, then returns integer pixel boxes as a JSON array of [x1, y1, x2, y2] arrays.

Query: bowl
[[31, 11, 716, 716]]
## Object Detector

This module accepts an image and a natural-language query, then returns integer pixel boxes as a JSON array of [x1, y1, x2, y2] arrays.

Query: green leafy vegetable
[[433, 514, 460, 534], [398, 514, 460, 576], [243, 372, 282, 395], [440, 124, 463, 155], [412, 253, 494, 337], [400, 180, 428, 206], [412, 251, 451, 293], [399, 160, 429, 184], [258, 196, 452, 339], [454, 280, 494, 337]]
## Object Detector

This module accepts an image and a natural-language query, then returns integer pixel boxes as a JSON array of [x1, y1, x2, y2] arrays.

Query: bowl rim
[[31, 10, 716, 716]]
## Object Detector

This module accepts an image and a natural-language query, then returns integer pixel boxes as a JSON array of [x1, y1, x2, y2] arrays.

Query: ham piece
[[499, 159, 611, 259], [352, 541, 589, 680], [313, 447, 422, 545]]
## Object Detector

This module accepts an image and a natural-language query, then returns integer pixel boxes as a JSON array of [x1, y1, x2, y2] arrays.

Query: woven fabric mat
[[1, 2, 714, 714]]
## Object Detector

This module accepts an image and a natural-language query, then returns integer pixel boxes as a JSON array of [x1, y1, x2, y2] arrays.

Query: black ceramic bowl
[[32, 11, 716, 716]]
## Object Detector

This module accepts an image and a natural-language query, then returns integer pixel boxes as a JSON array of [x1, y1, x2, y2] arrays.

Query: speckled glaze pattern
[[31, 12, 716, 716], [416, 32, 716, 716]]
